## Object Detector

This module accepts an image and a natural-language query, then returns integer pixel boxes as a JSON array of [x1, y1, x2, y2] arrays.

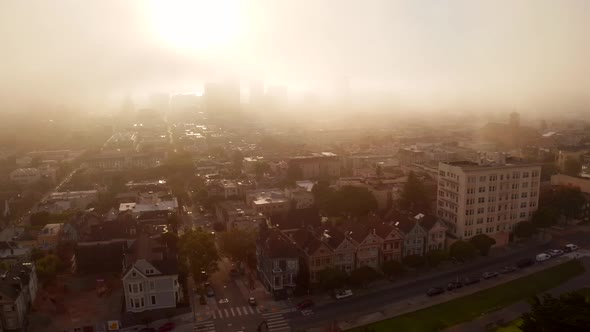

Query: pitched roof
[[418, 214, 441, 231], [259, 228, 299, 259], [271, 207, 322, 231], [290, 229, 324, 256]]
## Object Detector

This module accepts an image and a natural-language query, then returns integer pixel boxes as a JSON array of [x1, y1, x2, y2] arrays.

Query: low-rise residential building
[[214, 200, 265, 230], [0, 262, 38, 332], [419, 214, 447, 252], [372, 222, 403, 263], [9, 168, 41, 186], [390, 212, 428, 257], [37, 223, 65, 250], [118, 191, 178, 217], [288, 153, 341, 179], [246, 189, 290, 216], [284, 186, 315, 209], [289, 229, 334, 283], [38, 190, 99, 213], [256, 228, 299, 300], [0, 242, 31, 267], [340, 220, 382, 269], [122, 234, 182, 313]]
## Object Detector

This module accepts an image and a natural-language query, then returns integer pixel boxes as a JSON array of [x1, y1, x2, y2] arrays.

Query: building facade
[[437, 158, 541, 245]]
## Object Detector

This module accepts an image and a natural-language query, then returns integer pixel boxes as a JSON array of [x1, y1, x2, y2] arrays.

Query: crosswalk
[[194, 320, 215, 332], [211, 305, 261, 319], [262, 312, 291, 332]]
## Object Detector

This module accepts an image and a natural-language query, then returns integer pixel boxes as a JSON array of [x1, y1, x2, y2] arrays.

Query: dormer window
[[145, 268, 154, 275]]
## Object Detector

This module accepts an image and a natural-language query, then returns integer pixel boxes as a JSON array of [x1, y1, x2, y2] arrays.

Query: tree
[[30, 211, 50, 227], [402, 254, 426, 269], [160, 232, 179, 252], [520, 291, 590, 332], [167, 212, 181, 233], [426, 249, 449, 267], [564, 158, 582, 177], [231, 150, 243, 171], [294, 258, 310, 296], [178, 229, 220, 283], [348, 266, 379, 287], [541, 163, 559, 181], [312, 179, 334, 212], [36, 254, 61, 282], [218, 228, 256, 265], [514, 221, 536, 238], [449, 240, 477, 261], [254, 162, 271, 179], [286, 164, 303, 182], [325, 186, 378, 217], [398, 171, 430, 212], [381, 260, 403, 279], [469, 234, 496, 256], [531, 207, 559, 229], [317, 267, 348, 291]]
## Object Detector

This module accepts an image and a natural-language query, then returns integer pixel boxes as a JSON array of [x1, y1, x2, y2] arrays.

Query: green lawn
[[349, 260, 585, 332], [494, 319, 523, 332]]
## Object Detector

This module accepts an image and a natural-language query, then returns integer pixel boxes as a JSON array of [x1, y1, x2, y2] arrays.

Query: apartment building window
[[500, 174, 504, 180], [478, 197, 485, 203], [532, 171, 539, 177], [151, 296, 156, 305], [519, 212, 526, 218], [468, 176, 476, 183], [489, 186, 496, 192], [531, 191, 538, 197], [479, 176, 486, 181], [488, 196, 496, 203], [476, 228, 482, 235], [478, 187, 486, 193], [530, 201, 536, 207], [511, 193, 518, 199], [523, 172, 529, 178], [477, 218, 484, 224], [512, 172, 520, 179], [520, 202, 527, 208], [521, 192, 528, 198], [488, 206, 495, 212], [512, 183, 519, 189], [522, 182, 528, 188], [149, 281, 155, 290]]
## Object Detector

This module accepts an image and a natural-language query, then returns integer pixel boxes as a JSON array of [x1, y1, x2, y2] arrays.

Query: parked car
[[564, 244, 579, 252], [335, 289, 353, 299], [546, 249, 564, 257], [516, 258, 535, 268], [427, 287, 445, 296], [446, 281, 463, 291], [206, 287, 215, 297], [536, 253, 551, 262], [296, 299, 315, 310], [248, 297, 257, 306], [158, 322, 176, 332], [462, 277, 480, 286], [500, 265, 517, 274], [482, 271, 499, 279]]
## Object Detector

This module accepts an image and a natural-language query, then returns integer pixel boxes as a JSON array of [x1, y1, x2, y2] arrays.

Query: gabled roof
[[339, 221, 371, 244], [418, 214, 442, 231], [258, 228, 299, 259], [271, 207, 322, 231]]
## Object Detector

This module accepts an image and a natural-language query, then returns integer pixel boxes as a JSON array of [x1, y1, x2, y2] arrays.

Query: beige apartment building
[[437, 157, 541, 246]]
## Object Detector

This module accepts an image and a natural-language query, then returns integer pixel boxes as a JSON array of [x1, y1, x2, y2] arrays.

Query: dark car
[[158, 322, 176, 332], [482, 271, 499, 279], [500, 265, 517, 274], [427, 287, 445, 296], [296, 299, 315, 310], [516, 258, 534, 268], [446, 281, 463, 291], [248, 297, 257, 306], [461, 277, 478, 285]]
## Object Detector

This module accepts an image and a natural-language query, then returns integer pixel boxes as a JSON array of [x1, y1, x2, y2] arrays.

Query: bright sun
[[148, 0, 240, 51]]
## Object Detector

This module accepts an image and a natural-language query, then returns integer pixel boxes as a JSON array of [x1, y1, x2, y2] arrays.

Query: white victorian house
[[123, 259, 181, 312]]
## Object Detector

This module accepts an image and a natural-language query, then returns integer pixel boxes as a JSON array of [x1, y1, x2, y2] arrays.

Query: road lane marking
[[248, 306, 255, 314], [230, 307, 235, 316], [223, 308, 229, 318]]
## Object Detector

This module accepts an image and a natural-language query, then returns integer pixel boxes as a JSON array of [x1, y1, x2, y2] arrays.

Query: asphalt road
[[286, 233, 584, 331]]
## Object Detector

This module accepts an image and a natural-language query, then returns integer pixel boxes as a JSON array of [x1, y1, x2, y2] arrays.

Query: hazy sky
[[0, 0, 588, 112]]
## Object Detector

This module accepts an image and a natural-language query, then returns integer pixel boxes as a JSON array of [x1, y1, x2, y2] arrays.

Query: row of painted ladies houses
[[257, 208, 447, 298]]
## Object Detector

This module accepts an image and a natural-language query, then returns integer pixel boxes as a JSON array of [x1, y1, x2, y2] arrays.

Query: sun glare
[[148, 0, 240, 51]]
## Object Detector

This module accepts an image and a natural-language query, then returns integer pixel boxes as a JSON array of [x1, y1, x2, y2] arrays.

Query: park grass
[[349, 260, 585, 332]]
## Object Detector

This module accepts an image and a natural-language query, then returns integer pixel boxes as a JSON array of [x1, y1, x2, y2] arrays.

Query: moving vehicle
[[248, 297, 257, 306], [546, 249, 564, 257], [500, 265, 517, 274], [296, 299, 315, 310], [206, 287, 215, 297], [564, 244, 579, 252], [482, 271, 499, 279], [536, 253, 551, 262], [446, 281, 463, 291], [427, 287, 445, 296], [335, 289, 353, 299], [158, 322, 176, 332], [516, 258, 535, 268]]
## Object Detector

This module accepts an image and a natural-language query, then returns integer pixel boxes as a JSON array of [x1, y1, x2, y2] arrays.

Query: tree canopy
[[348, 266, 379, 287], [469, 234, 496, 256], [514, 221, 536, 238], [381, 260, 404, 279], [317, 267, 348, 291], [449, 240, 477, 261], [531, 207, 559, 229], [520, 291, 590, 332], [398, 171, 430, 212], [563, 158, 582, 177], [218, 228, 257, 266], [426, 249, 449, 267], [321, 186, 378, 217], [178, 229, 219, 283], [403, 254, 426, 268]]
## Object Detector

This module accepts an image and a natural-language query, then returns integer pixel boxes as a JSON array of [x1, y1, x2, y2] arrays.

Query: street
[[285, 228, 590, 331]]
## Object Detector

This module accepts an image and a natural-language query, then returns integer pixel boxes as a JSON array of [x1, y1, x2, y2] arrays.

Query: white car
[[536, 253, 551, 262], [335, 289, 353, 299], [565, 244, 579, 252], [546, 249, 564, 257]]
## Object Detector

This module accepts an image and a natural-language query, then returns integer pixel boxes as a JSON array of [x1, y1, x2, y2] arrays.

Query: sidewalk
[[306, 237, 552, 308], [336, 253, 589, 331]]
